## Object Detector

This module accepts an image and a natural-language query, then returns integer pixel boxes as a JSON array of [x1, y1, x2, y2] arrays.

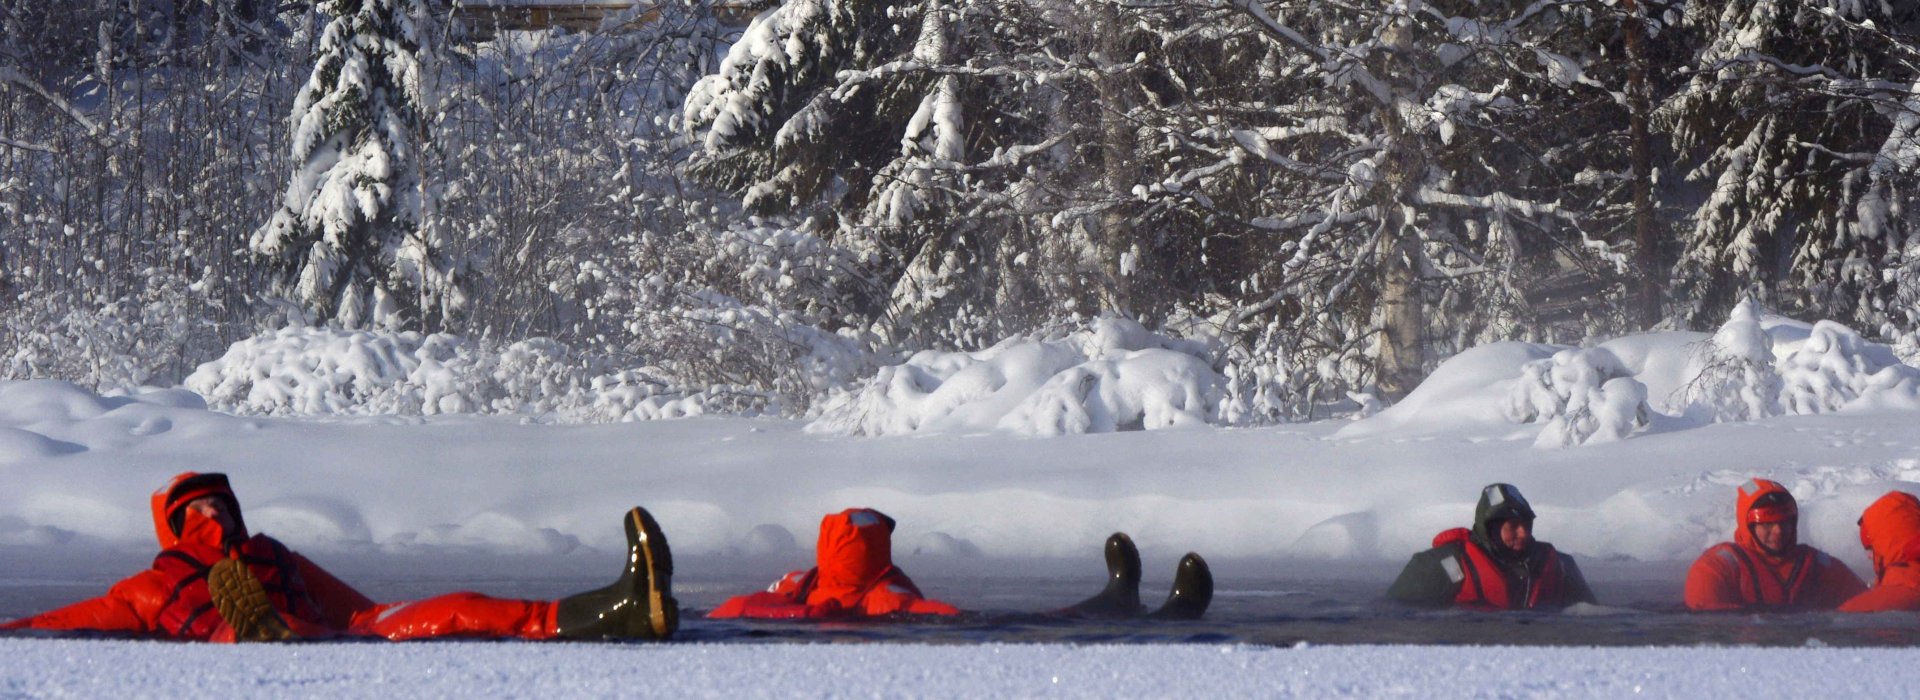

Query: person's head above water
[[1736, 479, 1800, 556], [150, 472, 248, 548], [1473, 483, 1537, 557]]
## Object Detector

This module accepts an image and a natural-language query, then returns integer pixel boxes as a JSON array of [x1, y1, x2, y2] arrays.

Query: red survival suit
[[1684, 478, 1865, 611], [1840, 490, 1920, 612], [709, 508, 960, 618], [2, 472, 556, 641]]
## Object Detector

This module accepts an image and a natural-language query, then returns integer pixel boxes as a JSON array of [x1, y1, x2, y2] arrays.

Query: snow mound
[[1287, 511, 1379, 559], [732, 524, 799, 555], [1780, 321, 1920, 414], [809, 318, 1221, 436], [246, 497, 376, 551], [909, 531, 984, 557], [1343, 311, 1920, 447], [388, 513, 583, 556], [0, 380, 122, 424], [1335, 342, 1555, 439], [0, 427, 85, 462], [185, 326, 751, 421], [1505, 347, 1650, 448]]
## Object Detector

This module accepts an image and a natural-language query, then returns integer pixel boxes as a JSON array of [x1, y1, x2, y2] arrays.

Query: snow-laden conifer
[[1668, 1, 1920, 329], [1505, 347, 1650, 448], [1685, 297, 1783, 422], [253, 0, 451, 330]]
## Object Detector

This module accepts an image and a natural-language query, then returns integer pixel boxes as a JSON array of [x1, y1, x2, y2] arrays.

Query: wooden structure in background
[[452, 1, 760, 37]]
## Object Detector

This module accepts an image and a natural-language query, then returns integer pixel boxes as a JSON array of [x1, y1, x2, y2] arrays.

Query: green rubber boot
[[1147, 552, 1213, 620], [556, 507, 678, 640], [1062, 532, 1146, 618]]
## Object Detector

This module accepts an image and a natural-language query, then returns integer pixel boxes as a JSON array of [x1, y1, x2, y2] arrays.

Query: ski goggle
[[1747, 490, 1796, 524], [1748, 503, 1797, 524]]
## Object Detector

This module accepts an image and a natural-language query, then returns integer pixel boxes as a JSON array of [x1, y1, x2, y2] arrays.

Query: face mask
[[176, 506, 233, 550]]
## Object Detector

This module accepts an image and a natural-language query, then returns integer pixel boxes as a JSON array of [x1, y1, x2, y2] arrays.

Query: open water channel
[[4, 547, 1917, 647]]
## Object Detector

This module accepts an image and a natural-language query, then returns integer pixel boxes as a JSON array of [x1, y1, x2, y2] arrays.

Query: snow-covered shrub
[[1504, 347, 1650, 447], [1209, 311, 1377, 425], [3, 267, 228, 392], [809, 317, 1221, 436], [589, 369, 781, 422], [545, 219, 882, 418], [1683, 298, 1782, 422], [184, 325, 797, 421], [1779, 321, 1920, 414], [488, 339, 588, 415], [187, 326, 445, 416]]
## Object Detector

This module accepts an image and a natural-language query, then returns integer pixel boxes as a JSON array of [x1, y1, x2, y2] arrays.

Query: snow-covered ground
[[9, 314, 1920, 695], [5, 638, 1920, 699]]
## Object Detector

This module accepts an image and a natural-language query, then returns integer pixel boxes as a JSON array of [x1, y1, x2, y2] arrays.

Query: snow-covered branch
[[0, 65, 104, 141]]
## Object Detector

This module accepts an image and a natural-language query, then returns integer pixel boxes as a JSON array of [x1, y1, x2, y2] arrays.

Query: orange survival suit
[[709, 508, 960, 618], [1684, 478, 1865, 612], [2, 472, 558, 641], [1840, 490, 1920, 612]]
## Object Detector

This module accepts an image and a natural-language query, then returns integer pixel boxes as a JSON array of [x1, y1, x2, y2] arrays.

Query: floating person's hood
[[811, 508, 898, 605], [1733, 478, 1797, 552], [1859, 491, 1920, 581], [149, 471, 247, 549]]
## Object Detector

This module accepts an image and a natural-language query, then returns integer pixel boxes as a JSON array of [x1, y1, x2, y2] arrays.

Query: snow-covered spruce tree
[[682, 0, 1059, 348], [683, 0, 1279, 350], [681, 0, 1669, 412], [1195, 0, 1642, 398], [253, 0, 453, 330], [1667, 1, 1920, 331]]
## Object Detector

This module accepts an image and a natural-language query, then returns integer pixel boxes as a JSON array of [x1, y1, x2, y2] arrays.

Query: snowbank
[[1341, 312, 1920, 447], [808, 318, 1222, 436], [10, 309, 1920, 564], [184, 326, 761, 421], [7, 374, 1920, 567]]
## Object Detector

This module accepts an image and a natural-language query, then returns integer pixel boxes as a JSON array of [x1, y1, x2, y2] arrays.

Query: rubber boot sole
[[207, 557, 296, 642], [628, 507, 679, 639]]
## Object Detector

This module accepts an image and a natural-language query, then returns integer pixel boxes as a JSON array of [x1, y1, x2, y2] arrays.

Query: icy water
[[5, 548, 1917, 647]]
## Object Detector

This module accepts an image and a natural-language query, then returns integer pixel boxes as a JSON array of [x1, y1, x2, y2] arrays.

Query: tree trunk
[[1621, 0, 1660, 329], [1366, 38, 1428, 401], [1094, 0, 1137, 317], [1376, 222, 1423, 399]]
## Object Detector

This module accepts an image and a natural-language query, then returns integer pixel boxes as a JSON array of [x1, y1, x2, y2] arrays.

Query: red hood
[[1733, 478, 1795, 551], [812, 508, 897, 603], [150, 471, 246, 549], [1860, 491, 1920, 580]]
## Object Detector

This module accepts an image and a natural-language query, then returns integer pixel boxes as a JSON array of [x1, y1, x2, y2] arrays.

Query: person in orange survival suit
[[1839, 490, 1920, 612], [708, 508, 962, 618], [1684, 478, 1864, 611], [1, 472, 678, 642]]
